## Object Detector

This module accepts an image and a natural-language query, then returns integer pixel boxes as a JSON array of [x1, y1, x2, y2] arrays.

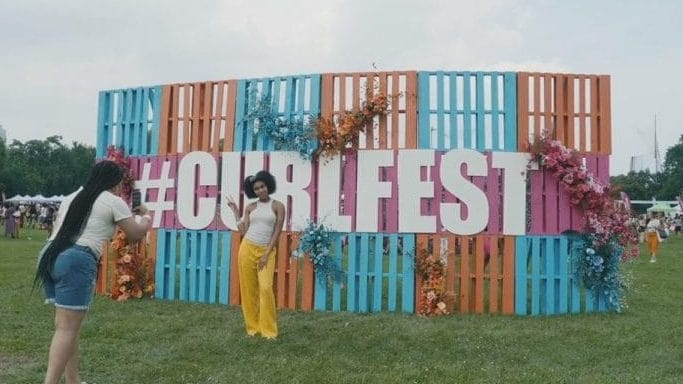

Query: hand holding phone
[[132, 189, 142, 211]]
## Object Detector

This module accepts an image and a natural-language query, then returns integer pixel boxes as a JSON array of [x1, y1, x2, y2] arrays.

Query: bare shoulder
[[246, 201, 258, 212], [272, 199, 286, 211]]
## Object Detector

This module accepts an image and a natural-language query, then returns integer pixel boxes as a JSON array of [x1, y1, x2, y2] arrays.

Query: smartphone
[[132, 189, 142, 209]]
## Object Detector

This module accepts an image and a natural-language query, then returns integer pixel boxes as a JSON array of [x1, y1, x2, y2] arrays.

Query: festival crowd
[[1, 201, 60, 239]]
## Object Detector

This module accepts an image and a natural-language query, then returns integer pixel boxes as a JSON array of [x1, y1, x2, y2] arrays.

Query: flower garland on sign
[[110, 230, 155, 300], [414, 248, 449, 316], [530, 137, 638, 311], [105, 146, 155, 301], [105, 146, 135, 201], [313, 92, 396, 160], [242, 93, 318, 160], [293, 221, 344, 283]]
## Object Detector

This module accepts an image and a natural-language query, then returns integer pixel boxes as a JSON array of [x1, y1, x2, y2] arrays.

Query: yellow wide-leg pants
[[646, 231, 659, 254], [238, 238, 277, 338]]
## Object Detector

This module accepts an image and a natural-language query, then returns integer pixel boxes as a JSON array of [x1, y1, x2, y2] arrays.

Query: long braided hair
[[35, 160, 124, 285]]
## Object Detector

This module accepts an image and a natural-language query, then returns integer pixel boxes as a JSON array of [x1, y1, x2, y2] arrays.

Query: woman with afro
[[227, 170, 285, 339]]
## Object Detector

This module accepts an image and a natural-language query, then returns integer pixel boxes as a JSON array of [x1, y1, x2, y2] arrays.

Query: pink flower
[[544, 156, 558, 167]]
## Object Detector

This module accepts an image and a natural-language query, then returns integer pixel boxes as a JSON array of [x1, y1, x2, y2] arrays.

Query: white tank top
[[245, 199, 276, 245]]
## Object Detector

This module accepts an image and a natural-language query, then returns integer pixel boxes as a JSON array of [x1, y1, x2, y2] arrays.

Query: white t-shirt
[[646, 218, 661, 233], [50, 189, 132, 258]]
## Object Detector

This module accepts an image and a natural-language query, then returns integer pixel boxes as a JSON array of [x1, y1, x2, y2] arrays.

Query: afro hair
[[243, 170, 277, 198]]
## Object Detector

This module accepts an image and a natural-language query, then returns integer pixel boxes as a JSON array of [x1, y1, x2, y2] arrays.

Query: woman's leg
[[647, 232, 658, 261], [44, 308, 86, 384], [45, 245, 97, 384], [238, 240, 260, 335], [257, 249, 278, 339], [64, 334, 80, 384]]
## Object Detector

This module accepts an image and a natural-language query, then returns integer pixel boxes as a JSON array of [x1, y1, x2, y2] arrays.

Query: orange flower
[[144, 284, 155, 294], [117, 274, 132, 284], [116, 292, 130, 301], [132, 288, 143, 299], [122, 254, 132, 263]]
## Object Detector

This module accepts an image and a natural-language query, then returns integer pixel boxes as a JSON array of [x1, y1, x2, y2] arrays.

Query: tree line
[[610, 134, 683, 201], [0, 136, 95, 197], [0, 133, 681, 202]]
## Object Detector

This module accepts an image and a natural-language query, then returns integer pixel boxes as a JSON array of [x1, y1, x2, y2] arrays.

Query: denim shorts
[[42, 244, 98, 311]]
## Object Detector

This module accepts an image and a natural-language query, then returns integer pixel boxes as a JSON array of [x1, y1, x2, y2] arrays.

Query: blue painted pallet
[[155, 229, 233, 305], [515, 235, 608, 315], [233, 74, 320, 152], [417, 71, 517, 151], [313, 233, 415, 313], [97, 86, 162, 158]]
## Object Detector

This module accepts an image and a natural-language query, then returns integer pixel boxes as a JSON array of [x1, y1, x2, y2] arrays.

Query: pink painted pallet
[[527, 154, 610, 235]]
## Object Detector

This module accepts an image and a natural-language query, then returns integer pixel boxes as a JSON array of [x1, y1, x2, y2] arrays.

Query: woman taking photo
[[227, 170, 285, 340], [35, 160, 152, 384]]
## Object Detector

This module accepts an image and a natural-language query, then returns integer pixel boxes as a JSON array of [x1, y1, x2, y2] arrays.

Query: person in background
[[12, 203, 21, 238], [226, 170, 285, 340], [27, 203, 37, 229], [645, 212, 663, 263], [0, 203, 6, 227], [4, 203, 16, 238], [39, 204, 48, 229], [45, 205, 56, 239], [637, 214, 647, 243], [35, 161, 152, 384], [18, 203, 26, 228]]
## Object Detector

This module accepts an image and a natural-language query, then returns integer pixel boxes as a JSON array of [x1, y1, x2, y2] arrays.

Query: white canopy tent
[[4, 194, 64, 204], [646, 202, 677, 213], [5, 194, 23, 202]]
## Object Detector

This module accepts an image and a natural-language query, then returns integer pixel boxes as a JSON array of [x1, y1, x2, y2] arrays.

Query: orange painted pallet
[[517, 73, 611, 154]]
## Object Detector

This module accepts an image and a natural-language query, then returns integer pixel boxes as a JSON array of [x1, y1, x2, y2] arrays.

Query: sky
[[0, 0, 681, 175]]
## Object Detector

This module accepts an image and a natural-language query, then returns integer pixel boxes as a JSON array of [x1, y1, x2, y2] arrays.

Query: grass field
[[1, 227, 682, 383]]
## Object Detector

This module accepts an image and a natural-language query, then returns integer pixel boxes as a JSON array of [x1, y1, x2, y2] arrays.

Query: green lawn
[[1, 228, 682, 383]]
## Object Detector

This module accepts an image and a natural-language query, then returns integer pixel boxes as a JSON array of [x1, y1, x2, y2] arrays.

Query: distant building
[[630, 154, 657, 173], [0, 124, 6, 142]]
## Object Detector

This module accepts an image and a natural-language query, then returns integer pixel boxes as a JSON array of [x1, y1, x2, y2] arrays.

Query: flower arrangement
[[242, 93, 318, 160], [414, 248, 449, 316], [530, 136, 638, 311], [313, 92, 396, 160], [242, 86, 400, 161], [110, 230, 155, 300], [106, 146, 155, 300], [574, 235, 635, 311], [106, 145, 135, 202], [293, 221, 344, 283]]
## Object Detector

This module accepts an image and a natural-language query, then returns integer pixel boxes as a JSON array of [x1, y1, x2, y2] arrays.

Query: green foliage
[[610, 171, 659, 200], [660, 134, 683, 198], [2, 229, 683, 383], [0, 136, 95, 196], [612, 136, 683, 200], [0, 138, 7, 192]]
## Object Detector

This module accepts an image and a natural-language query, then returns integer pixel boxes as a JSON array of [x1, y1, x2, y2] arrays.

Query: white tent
[[5, 194, 23, 202], [46, 195, 64, 203], [4, 194, 64, 204], [647, 203, 677, 213]]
